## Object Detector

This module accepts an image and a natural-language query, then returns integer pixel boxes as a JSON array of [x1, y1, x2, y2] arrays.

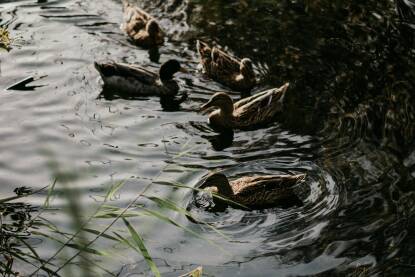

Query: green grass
[[0, 143, 222, 276]]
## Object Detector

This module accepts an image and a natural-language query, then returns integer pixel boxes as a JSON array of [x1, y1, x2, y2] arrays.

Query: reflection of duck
[[202, 130, 234, 151], [196, 40, 256, 92], [121, 0, 164, 47], [200, 83, 289, 131], [199, 172, 306, 210], [94, 59, 187, 97]]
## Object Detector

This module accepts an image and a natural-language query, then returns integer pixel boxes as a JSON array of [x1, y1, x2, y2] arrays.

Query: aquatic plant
[[0, 143, 220, 276]]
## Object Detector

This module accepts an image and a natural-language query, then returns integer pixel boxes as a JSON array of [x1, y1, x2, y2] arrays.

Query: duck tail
[[196, 40, 211, 57], [277, 82, 290, 104]]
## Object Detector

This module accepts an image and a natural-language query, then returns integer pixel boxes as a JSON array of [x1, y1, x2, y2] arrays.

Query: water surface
[[1, 0, 415, 276]]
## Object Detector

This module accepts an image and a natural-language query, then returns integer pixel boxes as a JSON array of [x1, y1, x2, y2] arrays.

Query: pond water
[[1, 0, 415, 276]]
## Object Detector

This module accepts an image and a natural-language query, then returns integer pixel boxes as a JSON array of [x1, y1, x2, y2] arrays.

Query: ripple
[[1, 0, 415, 276]]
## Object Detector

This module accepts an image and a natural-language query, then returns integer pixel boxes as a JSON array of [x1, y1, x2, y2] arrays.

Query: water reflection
[[98, 85, 188, 111]]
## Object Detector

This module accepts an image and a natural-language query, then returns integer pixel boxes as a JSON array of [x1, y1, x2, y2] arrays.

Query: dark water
[[1, 0, 415, 276]]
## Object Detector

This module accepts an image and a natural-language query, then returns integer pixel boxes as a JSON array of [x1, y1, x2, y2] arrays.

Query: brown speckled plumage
[[196, 40, 256, 92], [121, 0, 164, 47], [200, 83, 290, 131], [200, 173, 306, 209]]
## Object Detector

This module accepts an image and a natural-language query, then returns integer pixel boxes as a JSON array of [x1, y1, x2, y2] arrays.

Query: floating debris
[[0, 27, 11, 51], [6, 75, 48, 91], [179, 266, 203, 277]]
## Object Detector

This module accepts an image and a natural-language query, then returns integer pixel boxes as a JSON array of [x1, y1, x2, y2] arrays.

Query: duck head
[[200, 92, 234, 115], [240, 58, 255, 77], [199, 173, 234, 206], [159, 59, 187, 81]]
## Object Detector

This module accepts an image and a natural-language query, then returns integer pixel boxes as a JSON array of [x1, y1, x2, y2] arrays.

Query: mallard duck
[[198, 172, 306, 209], [121, 0, 164, 47], [196, 40, 256, 92], [94, 59, 187, 97], [200, 83, 289, 131]]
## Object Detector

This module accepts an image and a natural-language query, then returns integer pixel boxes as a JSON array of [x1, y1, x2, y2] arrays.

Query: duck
[[196, 40, 256, 92], [121, 0, 164, 48], [198, 172, 306, 210], [94, 59, 187, 97], [200, 83, 289, 131]]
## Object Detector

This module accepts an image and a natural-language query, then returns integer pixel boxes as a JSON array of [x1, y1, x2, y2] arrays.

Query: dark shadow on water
[[176, 121, 235, 151], [148, 47, 160, 63], [98, 86, 188, 111], [201, 130, 234, 151]]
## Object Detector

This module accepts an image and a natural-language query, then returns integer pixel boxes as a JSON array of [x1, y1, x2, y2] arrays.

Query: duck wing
[[233, 175, 305, 197], [233, 84, 289, 127], [94, 62, 158, 85], [211, 47, 241, 73], [196, 40, 212, 59]]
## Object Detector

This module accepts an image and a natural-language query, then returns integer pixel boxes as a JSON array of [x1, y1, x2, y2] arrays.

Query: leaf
[[66, 243, 107, 256], [105, 180, 126, 201], [144, 196, 230, 240], [179, 266, 203, 277], [44, 179, 57, 208], [82, 228, 120, 241], [118, 217, 161, 277], [139, 208, 227, 254]]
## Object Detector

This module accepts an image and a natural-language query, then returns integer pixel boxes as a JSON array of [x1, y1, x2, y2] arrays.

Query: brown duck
[[121, 0, 164, 47], [200, 83, 289, 131], [199, 172, 306, 209], [196, 40, 256, 92]]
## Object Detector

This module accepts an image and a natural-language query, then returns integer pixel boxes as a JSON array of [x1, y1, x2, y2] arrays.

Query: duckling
[[196, 40, 256, 92], [94, 59, 186, 97], [200, 83, 289, 131], [198, 172, 306, 210], [121, 0, 164, 47]]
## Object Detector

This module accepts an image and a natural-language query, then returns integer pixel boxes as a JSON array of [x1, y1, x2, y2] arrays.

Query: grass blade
[[105, 180, 126, 201], [120, 217, 160, 277], [144, 196, 230, 240]]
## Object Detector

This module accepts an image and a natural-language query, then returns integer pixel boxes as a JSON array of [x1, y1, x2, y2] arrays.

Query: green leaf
[[144, 196, 230, 240], [139, 208, 227, 254], [105, 180, 126, 201], [43, 179, 57, 208], [119, 217, 161, 277]]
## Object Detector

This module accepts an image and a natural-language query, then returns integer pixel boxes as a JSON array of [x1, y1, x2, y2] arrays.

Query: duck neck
[[240, 63, 255, 80], [215, 181, 233, 197], [159, 70, 173, 82], [201, 174, 234, 197], [219, 102, 234, 117], [160, 79, 179, 96]]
